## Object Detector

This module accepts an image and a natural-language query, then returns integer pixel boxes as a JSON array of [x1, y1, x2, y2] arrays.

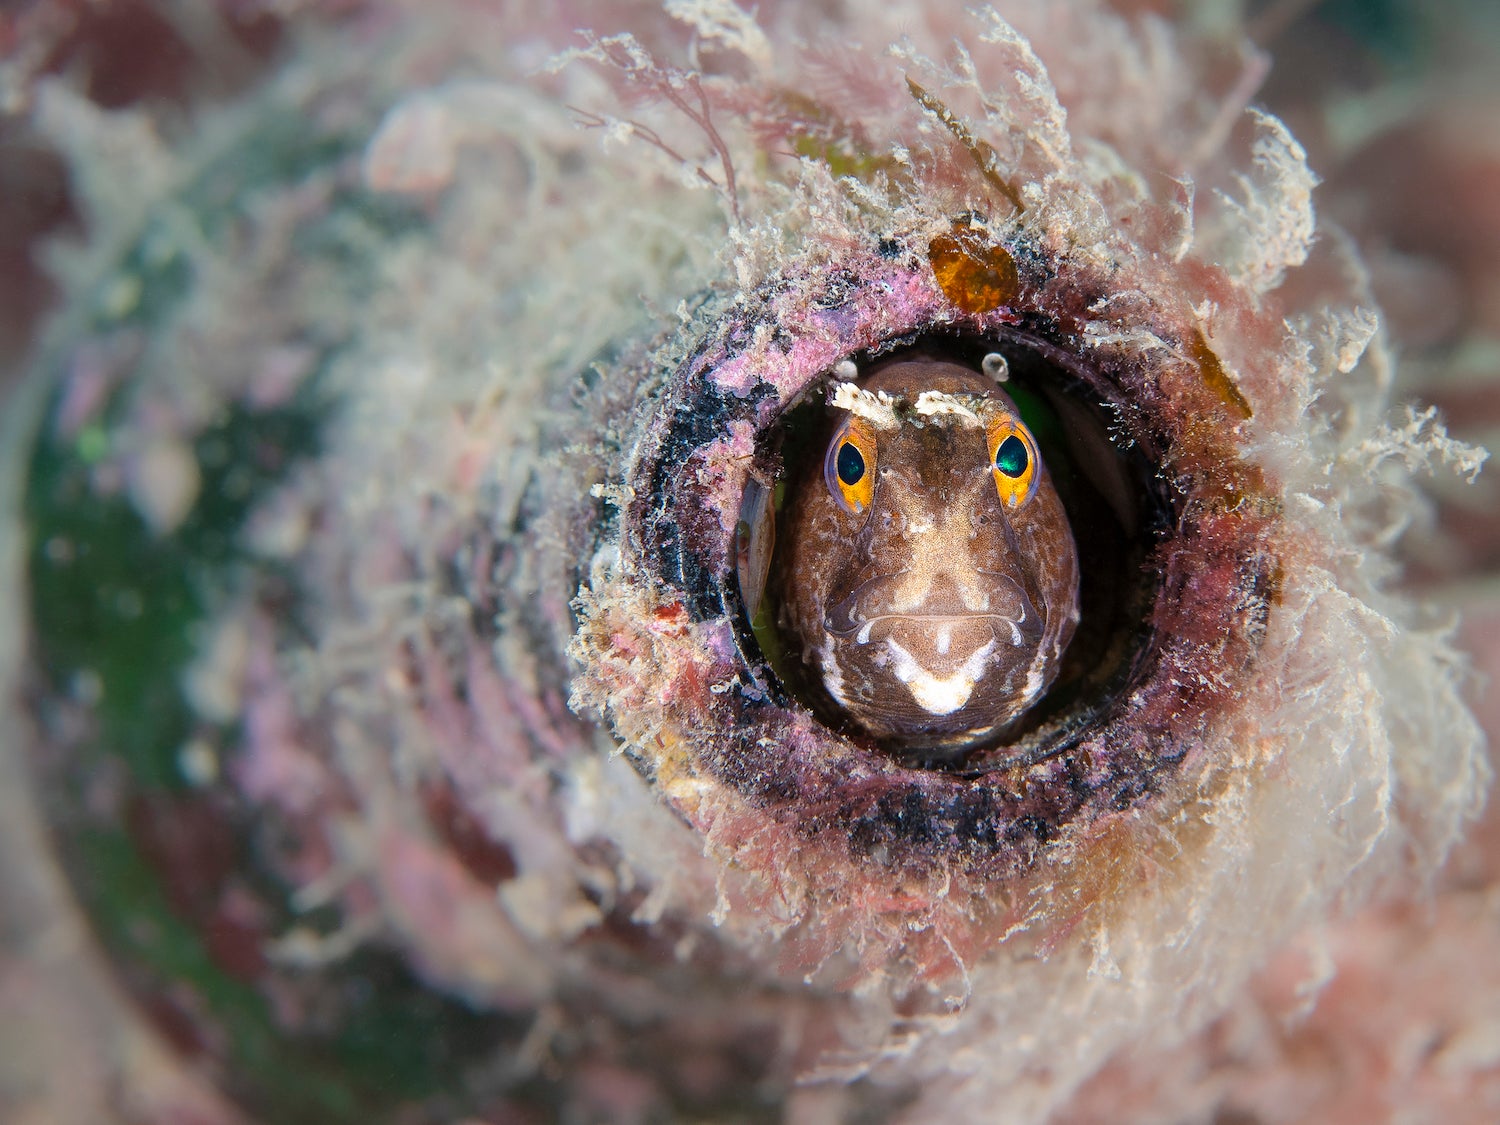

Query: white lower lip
[[884, 638, 997, 716], [846, 612, 1020, 648]]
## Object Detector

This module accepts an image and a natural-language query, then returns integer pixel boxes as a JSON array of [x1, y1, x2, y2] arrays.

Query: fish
[[775, 356, 1080, 754]]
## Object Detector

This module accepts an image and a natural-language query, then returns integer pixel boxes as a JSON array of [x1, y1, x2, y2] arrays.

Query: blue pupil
[[995, 434, 1029, 478], [836, 441, 865, 486]]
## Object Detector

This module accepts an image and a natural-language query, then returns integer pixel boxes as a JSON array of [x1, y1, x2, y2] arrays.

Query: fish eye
[[825, 419, 876, 513], [836, 440, 865, 485], [986, 416, 1039, 507], [994, 435, 1028, 477]]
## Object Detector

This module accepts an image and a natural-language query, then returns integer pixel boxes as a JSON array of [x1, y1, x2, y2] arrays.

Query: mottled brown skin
[[779, 358, 1080, 754]]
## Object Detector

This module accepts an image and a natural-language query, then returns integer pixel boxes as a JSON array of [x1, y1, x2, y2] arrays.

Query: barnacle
[[1, 2, 1490, 1123]]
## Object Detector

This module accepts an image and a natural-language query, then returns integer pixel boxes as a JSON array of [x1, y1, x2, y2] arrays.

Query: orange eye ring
[[824, 417, 877, 514], [986, 415, 1040, 508]]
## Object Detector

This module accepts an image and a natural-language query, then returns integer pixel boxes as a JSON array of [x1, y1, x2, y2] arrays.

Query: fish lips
[[822, 570, 1044, 676]]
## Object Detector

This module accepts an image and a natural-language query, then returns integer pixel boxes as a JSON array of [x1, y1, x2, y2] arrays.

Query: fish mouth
[[823, 571, 1040, 651]]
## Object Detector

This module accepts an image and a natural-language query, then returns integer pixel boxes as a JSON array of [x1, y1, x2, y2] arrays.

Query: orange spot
[[1190, 329, 1252, 420], [928, 223, 1020, 314], [650, 602, 688, 634]]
